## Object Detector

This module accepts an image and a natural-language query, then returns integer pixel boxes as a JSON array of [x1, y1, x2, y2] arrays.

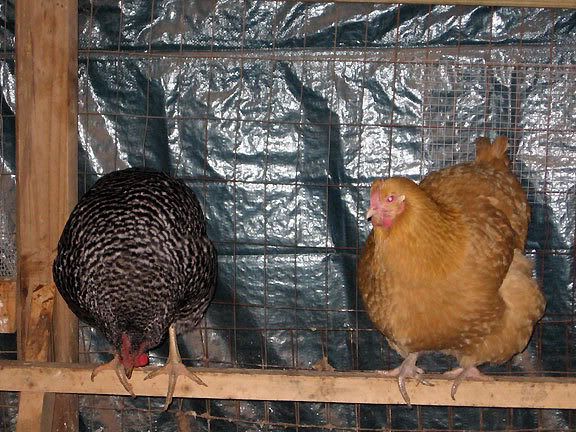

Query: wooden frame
[[15, 0, 78, 430], [1, 361, 576, 409], [5, 0, 576, 430], [0, 281, 16, 334]]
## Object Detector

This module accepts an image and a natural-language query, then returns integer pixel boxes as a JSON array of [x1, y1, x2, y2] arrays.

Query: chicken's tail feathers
[[457, 251, 546, 369], [475, 136, 510, 168], [500, 251, 546, 328]]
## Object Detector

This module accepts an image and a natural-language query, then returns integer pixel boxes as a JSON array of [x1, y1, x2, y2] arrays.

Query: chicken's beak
[[366, 208, 375, 220]]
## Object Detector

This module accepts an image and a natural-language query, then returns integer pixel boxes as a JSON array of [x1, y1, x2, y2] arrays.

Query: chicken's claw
[[378, 353, 431, 407], [91, 354, 135, 397], [145, 360, 206, 410], [444, 366, 492, 400], [144, 324, 207, 410]]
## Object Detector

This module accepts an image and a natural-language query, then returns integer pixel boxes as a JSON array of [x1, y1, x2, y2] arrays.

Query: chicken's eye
[[386, 195, 395, 203]]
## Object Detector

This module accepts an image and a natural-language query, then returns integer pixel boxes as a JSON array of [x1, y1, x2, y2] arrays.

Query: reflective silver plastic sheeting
[[1, 1, 576, 430]]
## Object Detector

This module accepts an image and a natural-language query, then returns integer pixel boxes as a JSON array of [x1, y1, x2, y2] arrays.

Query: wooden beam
[[0, 280, 16, 333], [14, 283, 54, 432], [304, 0, 576, 9], [15, 0, 78, 429], [0, 361, 575, 409], [14, 393, 47, 431], [14, 283, 56, 432], [22, 284, 54, 361]]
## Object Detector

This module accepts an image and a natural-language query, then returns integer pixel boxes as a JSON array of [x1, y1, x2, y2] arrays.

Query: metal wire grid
[[0, 0, 16, 429], [75, 400, 576, 432], [0, 0, 15, 281], [0, 334, 16, 432], [0, 1, 555, 431], [73, 1, 576, 430]]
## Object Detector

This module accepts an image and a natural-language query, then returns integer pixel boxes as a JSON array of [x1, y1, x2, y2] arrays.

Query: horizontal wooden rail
[[1, 360, 575, 409]]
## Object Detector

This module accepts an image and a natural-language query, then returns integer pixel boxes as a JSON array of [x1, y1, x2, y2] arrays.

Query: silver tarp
[[1, 1, 575, 430]]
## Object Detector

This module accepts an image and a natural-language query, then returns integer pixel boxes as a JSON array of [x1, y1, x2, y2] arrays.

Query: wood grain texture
[[21, 284, 55, 361], [14, 393, 47, 432], [0, 361, 575, 409], [15, 0, 79, 364], [14, 284, 55, 432], [15, 0, 78, 429], [0, 280, 15, 333]]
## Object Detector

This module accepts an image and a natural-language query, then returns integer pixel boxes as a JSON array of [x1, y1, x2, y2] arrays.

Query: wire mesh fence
[[71, 2, 576, 430], [1, 0, 576, 431], [0, 0, 16, 428]]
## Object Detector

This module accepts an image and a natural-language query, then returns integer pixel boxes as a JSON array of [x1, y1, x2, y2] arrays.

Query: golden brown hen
[[358, 136, 546, 405]]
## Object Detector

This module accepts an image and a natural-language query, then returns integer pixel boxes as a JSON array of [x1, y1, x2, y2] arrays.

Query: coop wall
[[1, 1, 576, 431]]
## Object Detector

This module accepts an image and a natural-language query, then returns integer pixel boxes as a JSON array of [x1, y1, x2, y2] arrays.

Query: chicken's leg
[[144, 324, 207, 410], [378, 352, 431, 407], [444, 366, 492, 399], [91, 354, 135, 396]]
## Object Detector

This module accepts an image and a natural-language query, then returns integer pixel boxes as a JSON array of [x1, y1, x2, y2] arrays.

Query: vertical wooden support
[[15, 0, 78, 430], [0, 280, 16, 333]]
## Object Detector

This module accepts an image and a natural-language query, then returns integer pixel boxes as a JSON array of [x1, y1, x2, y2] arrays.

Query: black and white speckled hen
[[53, 167, 217, 409]]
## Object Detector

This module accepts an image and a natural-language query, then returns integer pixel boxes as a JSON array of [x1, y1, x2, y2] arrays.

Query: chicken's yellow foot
[[91, 354, 135, 396], [444, 366, 492, 400], [145, 323, 207, 410], [378, 352, 432, 407]]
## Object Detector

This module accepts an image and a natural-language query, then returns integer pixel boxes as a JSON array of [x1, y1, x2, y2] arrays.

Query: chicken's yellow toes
[[145, 362, 206, 410], [91, 354, 135, 397]]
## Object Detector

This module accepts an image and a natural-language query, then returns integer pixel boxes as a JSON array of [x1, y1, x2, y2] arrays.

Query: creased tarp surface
[[1, 1, 575, 431]]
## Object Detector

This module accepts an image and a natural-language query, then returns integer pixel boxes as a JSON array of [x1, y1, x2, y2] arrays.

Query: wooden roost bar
[[0, 0, 575, 430]]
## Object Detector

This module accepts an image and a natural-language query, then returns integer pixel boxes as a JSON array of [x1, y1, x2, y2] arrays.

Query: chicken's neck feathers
[[374, 187, 467, 279]]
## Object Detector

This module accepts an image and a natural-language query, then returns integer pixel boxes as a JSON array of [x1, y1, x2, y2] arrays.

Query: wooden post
[[13, 284, 55, 432], [0, 280, 16, 333], [15, 0, 78, 430]]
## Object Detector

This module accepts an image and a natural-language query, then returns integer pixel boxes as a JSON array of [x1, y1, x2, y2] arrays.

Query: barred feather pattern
[[53, 168, 217, 354]]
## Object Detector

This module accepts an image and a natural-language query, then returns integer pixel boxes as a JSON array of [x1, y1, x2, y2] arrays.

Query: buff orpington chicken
[[358, 136, 546, 405]]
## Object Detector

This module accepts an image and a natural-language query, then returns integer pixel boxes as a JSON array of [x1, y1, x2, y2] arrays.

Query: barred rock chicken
[[53, 168, 217, 410], [358, 136, 545, 405]]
